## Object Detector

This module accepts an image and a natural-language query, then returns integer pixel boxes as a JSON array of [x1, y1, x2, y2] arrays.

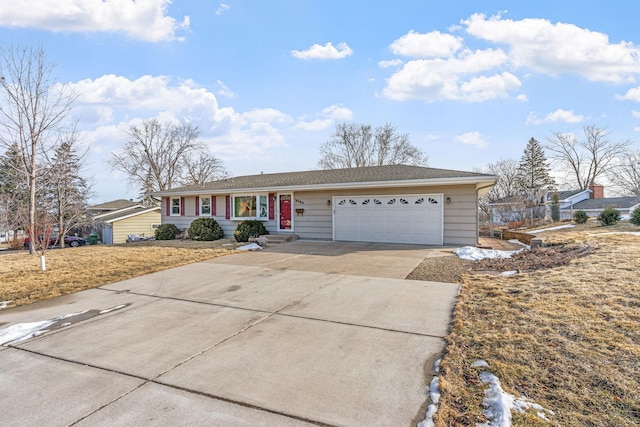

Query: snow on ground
[[474, 360, 554, 427], [0, 320, 56, 346], [454, 246, 524, 261], [526, 224, 575, 234], [0, 300, 13, 310], [236, 243, 263, 251], [500, 271, 519, 276], [508, 239, 530, 249], [419, 358, 554, 426], [417, 359, 441, 427], [0, 306, 126, 346]]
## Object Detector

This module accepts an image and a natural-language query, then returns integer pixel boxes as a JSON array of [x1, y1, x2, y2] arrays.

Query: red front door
[[279, 194, 292, 230]]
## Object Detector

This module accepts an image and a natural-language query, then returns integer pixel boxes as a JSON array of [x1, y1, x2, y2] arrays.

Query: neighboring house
[[89, 199, 139, 216], [490, 184, 640, 223], [566, 196, 640, 219], [90, 201, 161, 244], [152, 165, 497, 246]]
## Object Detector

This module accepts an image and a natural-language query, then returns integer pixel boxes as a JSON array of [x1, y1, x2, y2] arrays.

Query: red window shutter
[[268, 193, 275, 220], [180, 197, 185, 216], [211, 195, 216, 216], [225, 195, 231, 219], [165, 197, 170, 215], [195, 196, 200, 217]]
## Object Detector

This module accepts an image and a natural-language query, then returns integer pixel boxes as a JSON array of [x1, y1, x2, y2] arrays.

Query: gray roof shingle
[[156, 165, 496, 195], [571, 197, 640, 210]]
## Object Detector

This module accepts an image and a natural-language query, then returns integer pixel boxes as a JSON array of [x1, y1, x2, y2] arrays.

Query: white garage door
[[333, 195, 443, 245]]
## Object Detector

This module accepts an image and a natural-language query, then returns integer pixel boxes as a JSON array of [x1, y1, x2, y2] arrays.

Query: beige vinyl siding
[[112, 210, 161, 244], [160, 184, 480, 245]]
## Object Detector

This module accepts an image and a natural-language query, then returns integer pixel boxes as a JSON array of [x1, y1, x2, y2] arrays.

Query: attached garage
[[333, 194, 443, 245]]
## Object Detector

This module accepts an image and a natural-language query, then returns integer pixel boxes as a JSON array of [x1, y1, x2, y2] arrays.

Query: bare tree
[[181, 152, 228, 186], [319, 122, 428, 169], [609, 150, 640, 196], [0, 45, 75, 254], [475, 159, 523, 223], [110, 118, 226, 203], [546, 125, 631, 190]]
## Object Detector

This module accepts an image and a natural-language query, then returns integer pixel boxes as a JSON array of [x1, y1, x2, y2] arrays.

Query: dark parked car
[[23, 235, 86, 248]]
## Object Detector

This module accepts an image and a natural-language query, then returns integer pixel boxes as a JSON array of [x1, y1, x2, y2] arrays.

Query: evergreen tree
[[43, 134, 92, 247], [0, 143, 29, 233], [516, 137, 555, 219]]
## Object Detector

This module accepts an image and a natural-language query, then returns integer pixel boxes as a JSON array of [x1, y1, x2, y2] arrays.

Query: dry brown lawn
[[435, 222, 640, 426], [0, 239, 238, 308]]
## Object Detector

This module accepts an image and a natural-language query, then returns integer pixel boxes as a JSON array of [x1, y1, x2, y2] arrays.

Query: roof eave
[[151, 175, 498, 197], [102, 207, 161, 223]]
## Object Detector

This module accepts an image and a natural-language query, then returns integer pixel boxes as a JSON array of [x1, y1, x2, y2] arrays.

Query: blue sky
[[2, 1, 640, 202]]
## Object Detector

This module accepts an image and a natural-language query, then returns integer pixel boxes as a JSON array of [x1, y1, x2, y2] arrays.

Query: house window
[[170, 197, 181, 216], [232, 195, 268, 220], [200, 196, 211, 216]]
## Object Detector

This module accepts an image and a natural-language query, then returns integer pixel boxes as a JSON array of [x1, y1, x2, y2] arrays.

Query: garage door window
[[333, 194, 443, 245]]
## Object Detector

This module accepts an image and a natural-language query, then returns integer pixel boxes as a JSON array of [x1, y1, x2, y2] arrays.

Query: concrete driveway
[[0, 241, 460, 427]]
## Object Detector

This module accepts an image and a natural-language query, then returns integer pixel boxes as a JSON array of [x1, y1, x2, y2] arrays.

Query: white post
[[40, 255, 46, 271]]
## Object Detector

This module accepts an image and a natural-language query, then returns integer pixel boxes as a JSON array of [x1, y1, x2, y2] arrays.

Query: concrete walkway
[[0, 241, 460, 427]]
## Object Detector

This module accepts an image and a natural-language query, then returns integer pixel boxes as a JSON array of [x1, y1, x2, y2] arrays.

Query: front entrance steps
[[261, 234, 299, 244]]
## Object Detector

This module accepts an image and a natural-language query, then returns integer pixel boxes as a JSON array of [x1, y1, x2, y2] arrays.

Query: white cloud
[[291, 42, 353, 60], [516, 94, 528, 102], [389, 30, 463, 58], [617, 87, 640, 102], [215, 3, 230, 15], [0, 0, 189, 42], [378, 59, 404, 68], [454, 131, 489, 148], [462, 13, 640, 83], [382, 49, 520, 102], [322, 104, 353, 120], [70, 74, 294, 163], [294, 104, 353, 131], [214, 80, 235, 98], [526, 109, 584, 125], [632, 110, 640, 118]]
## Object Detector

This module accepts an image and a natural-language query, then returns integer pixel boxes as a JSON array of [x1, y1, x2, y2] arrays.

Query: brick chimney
[[589, 183, 604, 199]]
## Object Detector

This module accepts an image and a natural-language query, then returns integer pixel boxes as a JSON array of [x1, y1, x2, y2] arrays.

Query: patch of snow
[[526, 224, 574, 234], [236, 243, 263, 251], [0, 305, 128, 346], [454, 246, 523, 261], [430, 376, 441, 404], [477, 372, 514, 427], [417, 359, 442, 427], [0, 320, 55, 345], [471, 359, 490, 368], [0, 300, 13, 310], [507, 239, 530, 249], [418, 405, 438, 427], [476, 370, 554, 427], [501, 270, 518, 276]]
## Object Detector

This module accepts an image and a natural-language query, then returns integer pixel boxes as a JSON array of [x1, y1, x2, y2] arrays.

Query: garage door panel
[[334, 194, 443, 245]]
